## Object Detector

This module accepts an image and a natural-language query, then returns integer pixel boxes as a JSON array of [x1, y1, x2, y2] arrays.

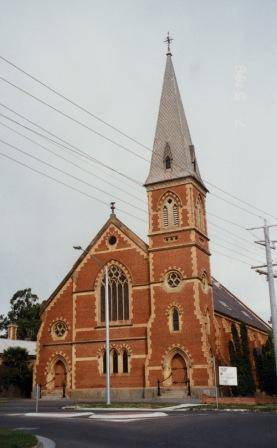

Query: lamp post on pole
[[73, 246, 111, 405]]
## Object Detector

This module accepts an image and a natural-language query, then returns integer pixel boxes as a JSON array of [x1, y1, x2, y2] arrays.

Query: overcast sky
[[0, 0, 277, 323]]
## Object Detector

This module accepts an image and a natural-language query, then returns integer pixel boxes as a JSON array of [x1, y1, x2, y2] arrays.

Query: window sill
[[95, 322, 133, 329]]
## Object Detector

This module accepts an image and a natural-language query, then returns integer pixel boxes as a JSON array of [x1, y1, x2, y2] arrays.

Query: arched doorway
[[171, 353, 188, 386], [54, 360, 67, 389]]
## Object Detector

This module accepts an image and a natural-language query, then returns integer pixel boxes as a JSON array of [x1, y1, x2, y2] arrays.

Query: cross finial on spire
[[164, 32, 173, 55], [110, 201, 116, 215]]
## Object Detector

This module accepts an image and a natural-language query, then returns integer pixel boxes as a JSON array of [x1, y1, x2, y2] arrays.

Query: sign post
[[212, 357, 219, 409], [219, 366, 238, 387]]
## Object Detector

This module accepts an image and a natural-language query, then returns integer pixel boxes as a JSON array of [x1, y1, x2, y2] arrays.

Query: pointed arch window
[[122, 350, 129, 373], [195, 196, 205, 232], [165, 156, 171, 169], [163, 143, 172, 170], [100, 265, 129, 323], [162, 196, 180, 228], [172, 308, 180, 331], [112, 350, 118, 374]]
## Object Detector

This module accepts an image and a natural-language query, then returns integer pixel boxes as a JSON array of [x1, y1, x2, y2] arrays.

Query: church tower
[[145, 41, 215, 396]]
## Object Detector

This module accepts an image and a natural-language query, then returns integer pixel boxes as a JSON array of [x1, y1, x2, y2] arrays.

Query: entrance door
[[54, 360, 66, 388], [171, 354, 187, 386]]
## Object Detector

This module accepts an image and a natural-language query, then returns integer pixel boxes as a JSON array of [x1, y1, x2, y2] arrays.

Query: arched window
[[122, 350, 128, 373], [163, 143, 172, 170], [165, 156, 171, 169], [162, 196, 180, 228], [172, 308, 180, 331], [195, 196, 205, 232], [100, 265, 129, 322], [112, 350, 118, 374]]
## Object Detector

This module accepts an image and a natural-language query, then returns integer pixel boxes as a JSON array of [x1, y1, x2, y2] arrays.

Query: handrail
[[157, 372, 172, 396]]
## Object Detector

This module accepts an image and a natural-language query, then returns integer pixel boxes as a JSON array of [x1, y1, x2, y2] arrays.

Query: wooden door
[[171, 354, 187, 386], [54, 361, 66, 388]]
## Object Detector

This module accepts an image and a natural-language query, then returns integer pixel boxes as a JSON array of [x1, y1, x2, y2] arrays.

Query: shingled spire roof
[[145, 52, 205, 188]]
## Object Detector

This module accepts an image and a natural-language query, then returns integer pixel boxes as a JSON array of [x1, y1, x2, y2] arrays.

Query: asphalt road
[[1, 400, 276, 448]]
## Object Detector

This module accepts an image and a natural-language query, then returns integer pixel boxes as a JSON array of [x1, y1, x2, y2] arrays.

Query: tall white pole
[[105, 265, 111, 405], [263, 220, 277, 376]]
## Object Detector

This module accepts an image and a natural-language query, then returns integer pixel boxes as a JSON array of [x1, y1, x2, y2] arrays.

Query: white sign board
[[219, 366, 238, 386]]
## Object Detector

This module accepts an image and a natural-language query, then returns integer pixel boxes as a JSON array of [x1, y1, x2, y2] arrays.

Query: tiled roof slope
[[213, 278, 270, 333], [145, 53, 204, 188]]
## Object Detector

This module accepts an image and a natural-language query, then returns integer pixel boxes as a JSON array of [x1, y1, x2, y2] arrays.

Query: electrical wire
[[0, 146, 263, 266], [0, 105, 262, 233], [0, 75, 150, 163], [0, 151, 146, 223], [0, 54, 275, 220], [0, 119, 146, 205], [0, 137, 148, 215]]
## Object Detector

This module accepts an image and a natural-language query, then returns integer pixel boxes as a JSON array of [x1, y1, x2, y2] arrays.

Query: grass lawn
[[194, 404, 277, 412], [68, 402, 178, 409], [0, 428, 37, 448]]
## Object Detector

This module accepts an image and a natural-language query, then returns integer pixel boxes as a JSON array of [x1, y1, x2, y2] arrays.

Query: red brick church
[[34, 48, 269, 399]]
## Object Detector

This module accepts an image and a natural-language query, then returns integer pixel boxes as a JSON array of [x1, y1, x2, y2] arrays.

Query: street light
[[73, 245, 111, 405]]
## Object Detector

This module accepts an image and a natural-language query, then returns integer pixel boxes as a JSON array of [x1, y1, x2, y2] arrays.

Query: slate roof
[[213, 278, 270, 333], [145, 53, 205, 188], [0, 338, 36, 356]]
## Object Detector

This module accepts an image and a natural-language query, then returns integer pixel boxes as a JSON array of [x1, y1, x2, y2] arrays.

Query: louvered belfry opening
[[162, 196, 180, 228]]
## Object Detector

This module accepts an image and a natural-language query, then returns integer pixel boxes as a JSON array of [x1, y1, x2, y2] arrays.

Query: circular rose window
[[167, 271, 181, 288], [108, 235, 117, 245]]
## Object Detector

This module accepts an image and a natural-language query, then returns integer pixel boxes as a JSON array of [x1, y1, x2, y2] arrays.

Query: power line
[[211, 249, 251, 266], [209, 230, 265, 260], [0, 76, 150, 163], [0, 137, 148, 216], [205, 179, 277, 221], [210, 192, 263, 219], [0, 54, 150, 152], [0, 119, 146, 205], [208, 212, 246, 230], [0, 73, 270, 221], [0, 146, 261, 267], [0, 72, 265, 220], [0, 151, 146, 223], [210, 241, 262, 264], [0, 104, 259, 233], [1, 55, 275, 220], [0, 104, 143, 188]]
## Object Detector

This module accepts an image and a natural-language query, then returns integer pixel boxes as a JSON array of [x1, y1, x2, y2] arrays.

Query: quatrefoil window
[[53, 321, 67, 338], [167, 271, 182, 288]]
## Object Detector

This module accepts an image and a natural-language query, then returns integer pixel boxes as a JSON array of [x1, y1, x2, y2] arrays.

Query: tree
[[0, 347, 32, 397], [254, 333, 277, 395], [1, 289, 41, 340], [228, 322, 256, 396]]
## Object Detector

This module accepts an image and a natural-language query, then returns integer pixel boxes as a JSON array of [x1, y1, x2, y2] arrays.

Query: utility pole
[[248, 220, 277, 375]]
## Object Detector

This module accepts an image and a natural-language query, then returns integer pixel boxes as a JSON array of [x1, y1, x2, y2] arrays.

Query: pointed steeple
[[145, 50, 204, 188]]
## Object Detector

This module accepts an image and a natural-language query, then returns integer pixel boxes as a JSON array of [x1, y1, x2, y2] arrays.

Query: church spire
[[145, 40, 204, 188]]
